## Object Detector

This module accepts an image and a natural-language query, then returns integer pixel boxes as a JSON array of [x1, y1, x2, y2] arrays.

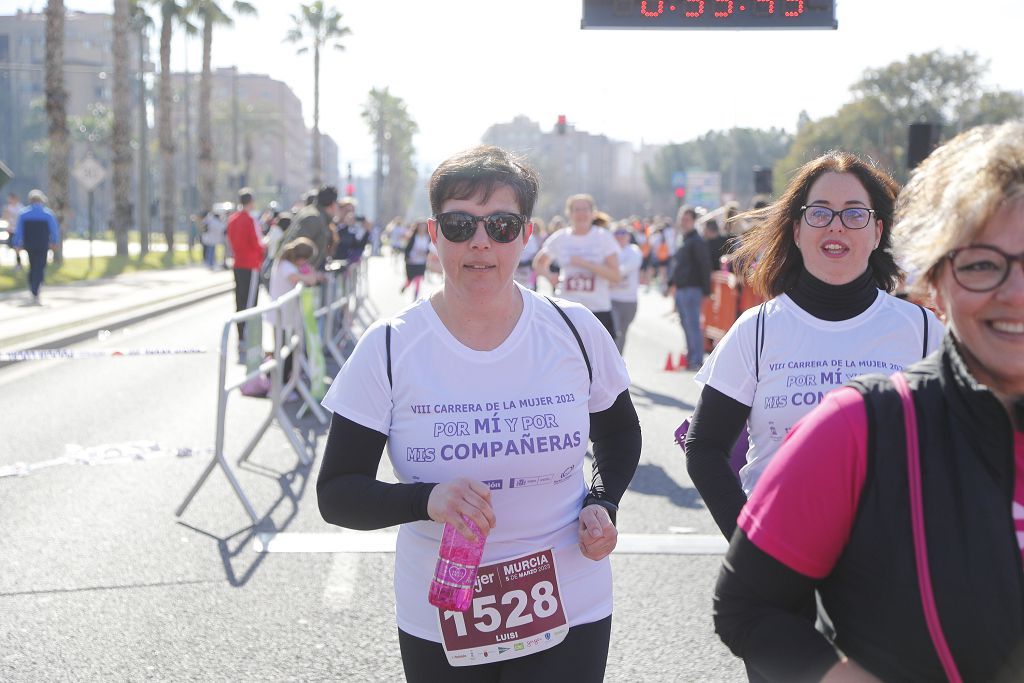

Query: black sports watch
[[583, 494, 618, 526]]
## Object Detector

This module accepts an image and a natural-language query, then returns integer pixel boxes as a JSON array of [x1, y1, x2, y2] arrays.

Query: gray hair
[[893, 120, 1024, 293]]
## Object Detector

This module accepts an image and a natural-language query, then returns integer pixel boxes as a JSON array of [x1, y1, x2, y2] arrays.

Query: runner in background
[[609, 225, 642, 354], [533, 194, 621, 338], [317, 145, 641, 682]]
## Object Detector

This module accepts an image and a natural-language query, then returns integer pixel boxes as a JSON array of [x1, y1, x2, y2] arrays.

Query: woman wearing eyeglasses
[[532, 194, 622, 338], [686, 152, 943, 539], [713, 121, 1024, 682], [683, 152, 943, 681], [317, 145, 641, 682]]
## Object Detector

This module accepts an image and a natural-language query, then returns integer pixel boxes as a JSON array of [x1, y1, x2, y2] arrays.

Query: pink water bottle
[[428, 516, 486, 612]]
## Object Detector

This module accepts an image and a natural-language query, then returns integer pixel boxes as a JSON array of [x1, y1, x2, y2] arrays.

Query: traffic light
[[674, 187, 686, 200], [556, 115, 567, 135], [345, 183, 355, 197]]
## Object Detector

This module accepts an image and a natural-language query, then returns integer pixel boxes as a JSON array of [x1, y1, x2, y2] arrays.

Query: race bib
[[437, 549, 568, 667], [564, 274, 595, 292]]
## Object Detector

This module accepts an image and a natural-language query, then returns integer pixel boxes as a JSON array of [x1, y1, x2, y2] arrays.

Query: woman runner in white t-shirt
[[532, 194, 621, 338], [684, 152, 943, 682], [317, 146, 642, 682]]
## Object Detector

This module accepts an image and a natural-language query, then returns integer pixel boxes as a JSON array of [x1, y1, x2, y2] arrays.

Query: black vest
[[826, 335, 1024, 681]]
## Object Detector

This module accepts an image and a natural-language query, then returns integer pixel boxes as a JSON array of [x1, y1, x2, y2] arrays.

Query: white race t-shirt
[[540, 227, 620, 313], [321, 285, 631, 642], [610, 243, 643, 303], [694, 291, 944, 493], [267, 259, 302, 330]]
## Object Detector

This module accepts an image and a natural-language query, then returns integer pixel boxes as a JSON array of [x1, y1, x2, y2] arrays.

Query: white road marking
[[255, 532, 728, 555]]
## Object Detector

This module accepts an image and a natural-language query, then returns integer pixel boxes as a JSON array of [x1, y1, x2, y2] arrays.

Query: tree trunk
[[112, 0, 133, 257], [158, 8, 176, 249], [198, 15, 214, 213], [44, 0, 69, 264], [311, 42, 321, 186], [137, 20, 149, 256]]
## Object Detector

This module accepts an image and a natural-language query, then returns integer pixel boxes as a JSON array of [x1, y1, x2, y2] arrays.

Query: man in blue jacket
[[13, 189, 61, 305]]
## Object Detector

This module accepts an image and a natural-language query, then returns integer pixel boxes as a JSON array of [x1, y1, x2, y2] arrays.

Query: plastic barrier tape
[[0, 347, 207, 361]]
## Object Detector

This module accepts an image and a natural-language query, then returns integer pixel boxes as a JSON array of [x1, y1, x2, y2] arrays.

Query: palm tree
[[44, 0, 69, 264], [148, 0, 192, 249], [130, 1, 154, 255], [284, 1, 351, 186], [193, 0, 256, 214], [112, 0, 133, 257], [361, 87, 418, 225]]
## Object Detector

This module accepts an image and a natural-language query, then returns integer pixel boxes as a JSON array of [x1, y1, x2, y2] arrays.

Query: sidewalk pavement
[[0, 266, 234, 354]]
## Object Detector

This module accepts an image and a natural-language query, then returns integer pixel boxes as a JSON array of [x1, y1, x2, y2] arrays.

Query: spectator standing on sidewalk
[[227, 188, 265, 346], [609, 225, 643, 354], [283, 184, 338, 270], [4, 192, 25, 271], [533, 193, 621, 338], [667, 205, 711, 369], [201, 210, 226, 269], [12, 189, 60, 305]]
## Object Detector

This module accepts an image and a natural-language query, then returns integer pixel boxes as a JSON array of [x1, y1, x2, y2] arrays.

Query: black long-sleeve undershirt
[[715, 530, 839, 682], [684, 385, 750, 538], [316, 389, 641, 530]]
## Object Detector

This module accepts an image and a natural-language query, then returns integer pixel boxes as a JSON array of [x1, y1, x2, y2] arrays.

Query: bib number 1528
[[443, 580, 559, 635]]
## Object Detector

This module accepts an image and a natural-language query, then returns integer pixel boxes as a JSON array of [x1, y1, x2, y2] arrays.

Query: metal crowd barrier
[[176, 256, 372, 524]]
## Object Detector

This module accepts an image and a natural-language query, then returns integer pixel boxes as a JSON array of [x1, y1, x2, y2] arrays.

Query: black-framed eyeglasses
[[946, 244, 1024, 292], [434, 211, 526, 244], [800, 205, 876, 230]]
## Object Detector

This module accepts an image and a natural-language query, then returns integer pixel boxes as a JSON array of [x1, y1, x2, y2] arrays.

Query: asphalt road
[[0, 254, 745, 682]]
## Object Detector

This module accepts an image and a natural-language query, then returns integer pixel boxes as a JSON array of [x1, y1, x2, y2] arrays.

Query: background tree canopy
[[649, 49, 1023, 206]]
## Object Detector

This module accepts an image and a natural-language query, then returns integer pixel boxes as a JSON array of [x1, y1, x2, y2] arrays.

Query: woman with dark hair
[[317, 145, 640, 682], [713, 119, 1024, 683], [683, 152, 944, 668]]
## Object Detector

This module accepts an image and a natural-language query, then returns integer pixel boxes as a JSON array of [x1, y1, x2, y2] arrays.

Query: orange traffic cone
[[678, 353, 688, 370], [663, 352, 676, 371]]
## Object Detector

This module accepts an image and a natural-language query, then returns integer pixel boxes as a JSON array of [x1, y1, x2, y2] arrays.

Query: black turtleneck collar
[[786, 268, 877, 321]]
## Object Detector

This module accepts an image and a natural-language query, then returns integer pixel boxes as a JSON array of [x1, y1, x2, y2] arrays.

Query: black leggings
[[592, 310, 616, 340], [398, 615, 612, 683]]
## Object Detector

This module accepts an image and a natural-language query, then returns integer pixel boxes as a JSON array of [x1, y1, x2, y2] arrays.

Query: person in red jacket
[[226, 187, 266, 347]]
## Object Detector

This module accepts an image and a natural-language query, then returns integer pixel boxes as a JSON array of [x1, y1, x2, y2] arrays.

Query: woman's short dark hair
[[732, 151, 902, 298], [429, 145, 539, 218]]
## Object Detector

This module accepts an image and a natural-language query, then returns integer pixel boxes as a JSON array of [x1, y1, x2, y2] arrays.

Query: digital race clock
[[581, 0, 837, 29]]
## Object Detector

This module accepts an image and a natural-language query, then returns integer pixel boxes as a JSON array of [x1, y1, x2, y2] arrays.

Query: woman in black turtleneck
[[683, 152, 943, 681]]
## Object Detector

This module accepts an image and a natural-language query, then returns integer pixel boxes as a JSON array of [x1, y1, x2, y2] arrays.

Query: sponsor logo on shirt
[[482, 479, 503, 491]]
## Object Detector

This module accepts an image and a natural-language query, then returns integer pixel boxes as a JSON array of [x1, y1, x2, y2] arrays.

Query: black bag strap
[[385, 322, 393, 388], [754, 302, 767, 381], [545, 296, 593, 384], [917, 304, 929, 359]]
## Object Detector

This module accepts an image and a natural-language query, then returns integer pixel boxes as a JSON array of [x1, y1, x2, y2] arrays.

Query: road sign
[[670, 171, 687, 188], [73, 157, 106, 192], [685, 171, 722, 209]]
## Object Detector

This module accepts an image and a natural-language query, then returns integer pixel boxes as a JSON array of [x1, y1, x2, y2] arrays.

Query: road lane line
[[255, 532, 728, 555]]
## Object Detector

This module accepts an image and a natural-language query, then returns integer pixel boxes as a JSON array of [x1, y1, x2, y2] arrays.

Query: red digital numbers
[[755, 0, 775, 12], [684, 0, 705, 17], [713, 0, 734, 17], [784, 0, 804, 16], [640, 0, 665, 16]]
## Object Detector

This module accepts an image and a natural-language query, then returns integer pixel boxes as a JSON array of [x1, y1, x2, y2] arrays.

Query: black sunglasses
[[434, 212, 526, 244]]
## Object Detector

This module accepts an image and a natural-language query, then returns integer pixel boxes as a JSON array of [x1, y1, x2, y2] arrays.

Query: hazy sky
[[4, 0, 1023, 177]]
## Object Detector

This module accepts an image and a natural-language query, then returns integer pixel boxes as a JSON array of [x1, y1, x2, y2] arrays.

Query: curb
[[0, 281, 234, 369]]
